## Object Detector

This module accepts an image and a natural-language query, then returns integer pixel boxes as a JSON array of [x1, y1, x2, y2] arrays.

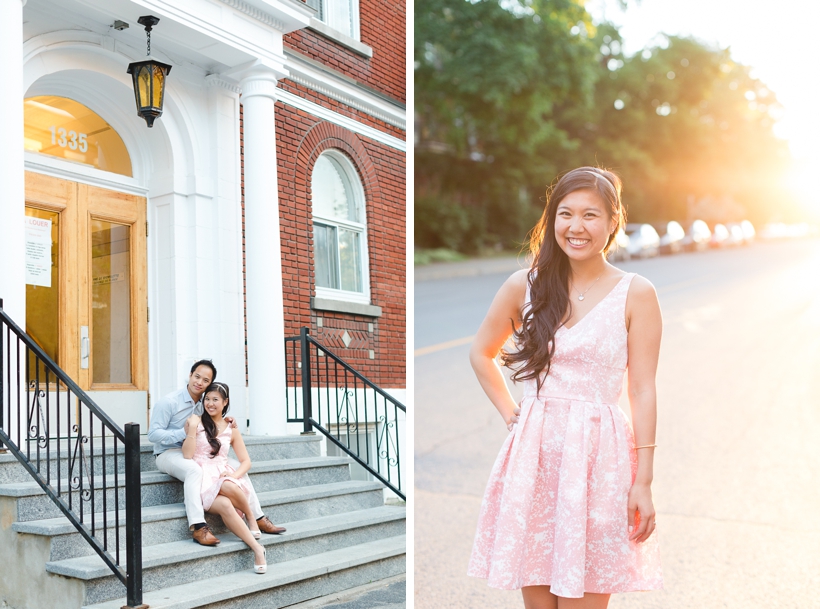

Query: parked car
[[624, 223, 660, 258], [682, 219, 712, 252], [652, 221, 686, 255], [740, 220, 756, 244], [607, 227, 631, 261], [709, 223, 730, 248], [725, 222, 745, 246]]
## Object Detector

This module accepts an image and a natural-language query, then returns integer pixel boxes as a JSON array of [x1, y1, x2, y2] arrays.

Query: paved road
[[414, 239, 820, 608]]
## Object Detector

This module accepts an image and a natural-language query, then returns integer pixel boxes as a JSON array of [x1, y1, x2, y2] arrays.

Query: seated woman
[[183, 382, 267, 574]]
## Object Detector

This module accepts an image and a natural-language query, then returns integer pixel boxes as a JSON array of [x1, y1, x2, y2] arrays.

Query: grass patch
[[414, 248, 469, 266]]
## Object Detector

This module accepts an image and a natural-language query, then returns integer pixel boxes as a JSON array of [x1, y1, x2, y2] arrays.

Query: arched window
[[23, 96, 132, 176], [311, 151, 370, 303]]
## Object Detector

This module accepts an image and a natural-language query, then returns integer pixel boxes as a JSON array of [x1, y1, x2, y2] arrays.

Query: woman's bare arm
[[469, 269, 529, 427], [624, 275, 662, 542], [182, 415, 200, 459], [224, 429, 252, 478]]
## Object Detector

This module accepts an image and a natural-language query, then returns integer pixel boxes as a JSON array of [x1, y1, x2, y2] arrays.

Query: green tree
[[415, 0, 598, 251], [415, 2, 797, 253], [586, 34, 791, 224]]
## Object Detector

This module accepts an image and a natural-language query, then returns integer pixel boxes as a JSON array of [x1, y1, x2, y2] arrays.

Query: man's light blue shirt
[[147, 387, 204, 455]]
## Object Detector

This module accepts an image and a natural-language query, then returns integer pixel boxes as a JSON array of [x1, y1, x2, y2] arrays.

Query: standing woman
[[467, 167, 663, 608]]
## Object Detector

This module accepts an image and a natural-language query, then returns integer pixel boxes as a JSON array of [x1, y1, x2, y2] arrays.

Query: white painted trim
[[352, 0, 361, 41], [285, 53, 405, 129], [217, 0, 315, 31], [315, 286, 371, 305], [24, 152, 148, 196], [276, 89, 406, 151]]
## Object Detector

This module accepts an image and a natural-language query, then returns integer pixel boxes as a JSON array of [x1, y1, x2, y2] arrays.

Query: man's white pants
[[155, 449, 264, 528]]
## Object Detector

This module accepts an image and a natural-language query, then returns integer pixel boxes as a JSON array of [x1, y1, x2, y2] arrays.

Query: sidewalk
[[414, 255, 528, 282]]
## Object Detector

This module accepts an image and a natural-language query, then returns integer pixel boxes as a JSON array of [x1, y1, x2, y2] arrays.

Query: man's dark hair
[[190, 359, 217, 381]]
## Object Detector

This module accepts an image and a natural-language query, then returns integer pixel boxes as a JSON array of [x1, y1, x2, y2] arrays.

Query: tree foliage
[[415, 0, 796, 252]]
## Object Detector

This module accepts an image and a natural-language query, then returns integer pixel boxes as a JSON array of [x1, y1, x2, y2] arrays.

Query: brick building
[[0, 0, 407, 432], [0, 1, 406, 606]]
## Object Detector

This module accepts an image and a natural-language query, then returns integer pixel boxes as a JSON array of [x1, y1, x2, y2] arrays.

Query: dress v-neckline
[[560, 273, 629, 332]]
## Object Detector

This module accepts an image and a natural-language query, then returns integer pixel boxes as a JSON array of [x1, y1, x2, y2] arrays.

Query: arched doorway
[[23, 95, 148, 426]]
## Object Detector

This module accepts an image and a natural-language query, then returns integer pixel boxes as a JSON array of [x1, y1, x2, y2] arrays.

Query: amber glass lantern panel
[[24, 96, 133, 177]]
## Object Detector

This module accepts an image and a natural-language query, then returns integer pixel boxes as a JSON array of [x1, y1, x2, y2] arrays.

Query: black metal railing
[[0, 300, 144, 608], [285, 327, 405, 500]]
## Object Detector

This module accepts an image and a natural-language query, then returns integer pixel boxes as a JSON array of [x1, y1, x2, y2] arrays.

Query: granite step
[[81, 535, 406, 609], [0, 456, 353, 521], [0, 435, 322, 484], [46, 507, 406, 605], [14, 480, 386, 561]]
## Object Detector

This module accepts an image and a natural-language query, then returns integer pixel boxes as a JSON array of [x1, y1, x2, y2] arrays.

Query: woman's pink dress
[[192, 423, 253, 513], [468, 273, 663, 598]]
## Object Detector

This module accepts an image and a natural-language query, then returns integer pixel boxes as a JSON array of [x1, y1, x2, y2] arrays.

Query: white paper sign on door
[[25, 216, 52, 288]]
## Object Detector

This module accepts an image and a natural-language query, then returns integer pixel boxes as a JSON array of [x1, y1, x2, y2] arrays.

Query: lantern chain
[[147, 28, 151, 56]]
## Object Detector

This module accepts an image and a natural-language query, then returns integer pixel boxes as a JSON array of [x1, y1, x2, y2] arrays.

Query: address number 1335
[[49, 126, 88, 153]]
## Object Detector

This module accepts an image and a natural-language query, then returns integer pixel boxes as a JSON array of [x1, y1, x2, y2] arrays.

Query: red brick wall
[[241, 103, 406, 390], [276, 108, 406, 388], [278, 80, 404, 140], [285, 2, 406, 104]]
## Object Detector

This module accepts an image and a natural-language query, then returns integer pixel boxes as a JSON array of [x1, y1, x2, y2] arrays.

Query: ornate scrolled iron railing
[[0, 300, 144, 608], [285, 327, 405, 500]]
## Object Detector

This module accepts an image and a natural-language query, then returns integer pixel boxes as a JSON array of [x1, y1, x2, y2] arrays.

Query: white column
[[241, 69, 288, 435], [0, 0, 26, 324]]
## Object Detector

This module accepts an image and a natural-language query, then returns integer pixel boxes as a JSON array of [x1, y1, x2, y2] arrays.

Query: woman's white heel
[[254, 548, 267, 574], [252, 531, 261, 540]]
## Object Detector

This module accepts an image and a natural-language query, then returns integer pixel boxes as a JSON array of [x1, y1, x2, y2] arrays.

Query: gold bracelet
[[634, 444, 657, 450]]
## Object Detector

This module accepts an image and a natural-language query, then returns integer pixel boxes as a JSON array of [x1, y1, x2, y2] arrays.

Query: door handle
[[80, 326, 89, 369]]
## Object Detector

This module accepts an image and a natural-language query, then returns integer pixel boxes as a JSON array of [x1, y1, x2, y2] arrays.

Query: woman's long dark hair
[[501, 167, 625, 392], [201, 382, 230, 458]]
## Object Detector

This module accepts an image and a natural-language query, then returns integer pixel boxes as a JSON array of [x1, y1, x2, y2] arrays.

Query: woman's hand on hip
[[507, 406, 521, 431]]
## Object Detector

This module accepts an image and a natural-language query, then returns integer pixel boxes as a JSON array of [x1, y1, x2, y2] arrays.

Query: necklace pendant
[[578, 295, 585, 301]]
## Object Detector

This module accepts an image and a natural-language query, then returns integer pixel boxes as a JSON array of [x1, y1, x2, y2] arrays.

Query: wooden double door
[[24, 172, 148, 423]]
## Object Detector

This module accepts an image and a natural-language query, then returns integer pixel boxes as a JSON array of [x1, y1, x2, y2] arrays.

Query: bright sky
[[587, 0, 820, 161]]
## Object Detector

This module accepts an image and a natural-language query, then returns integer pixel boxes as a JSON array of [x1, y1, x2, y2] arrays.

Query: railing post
[[123, 422, 147, 608], [0, 298, 5, 453], [300, 327, 314, 435]]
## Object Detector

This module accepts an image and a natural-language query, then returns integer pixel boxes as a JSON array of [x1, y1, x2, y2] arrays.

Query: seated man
[[147, 359, 286, 545]]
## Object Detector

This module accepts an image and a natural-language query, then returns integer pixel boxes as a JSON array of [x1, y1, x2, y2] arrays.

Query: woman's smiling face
[[554, 189, 616, 260], [203, 391, 227, 418]]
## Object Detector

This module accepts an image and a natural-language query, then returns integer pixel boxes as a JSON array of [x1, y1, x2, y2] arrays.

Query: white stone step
[[14, 480, 386, 560], [47, 507, 406, 605], [0, 456, 354, 521], [81, 536, 406, 609]]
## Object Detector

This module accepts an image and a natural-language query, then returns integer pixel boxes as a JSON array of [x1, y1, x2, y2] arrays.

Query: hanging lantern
[[127, 16, 172, 128]]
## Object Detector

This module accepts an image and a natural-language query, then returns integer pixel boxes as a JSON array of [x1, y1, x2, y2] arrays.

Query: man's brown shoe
[[256, 516, 286, 535], [192, 526, 220, 546]]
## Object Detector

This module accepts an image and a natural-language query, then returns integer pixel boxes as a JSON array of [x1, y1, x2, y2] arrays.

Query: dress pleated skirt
[[467, 395, 663, 598]]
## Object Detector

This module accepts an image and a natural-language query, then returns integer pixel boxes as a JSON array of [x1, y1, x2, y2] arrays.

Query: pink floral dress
[[468, 273, 663, 598], [192, 423, 253, 513]]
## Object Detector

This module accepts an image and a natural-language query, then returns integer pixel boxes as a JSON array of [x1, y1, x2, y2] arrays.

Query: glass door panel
[[25, 207, 60, 383], [90, 220, 132, 385]]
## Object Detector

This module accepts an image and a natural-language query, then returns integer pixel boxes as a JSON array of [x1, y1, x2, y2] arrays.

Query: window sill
[[307, 18, 373, 58], [311, 297, 382, 317]]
